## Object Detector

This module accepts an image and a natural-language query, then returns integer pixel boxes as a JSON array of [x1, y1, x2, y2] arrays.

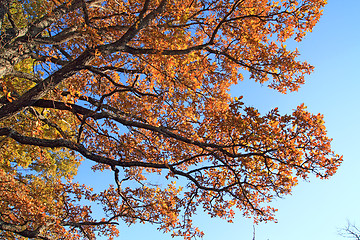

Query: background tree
[[0, 0, 342, 239], [339, 221, 360, 240]]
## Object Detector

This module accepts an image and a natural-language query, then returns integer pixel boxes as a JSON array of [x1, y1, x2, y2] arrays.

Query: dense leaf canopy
[[0, 0, 341, 239]]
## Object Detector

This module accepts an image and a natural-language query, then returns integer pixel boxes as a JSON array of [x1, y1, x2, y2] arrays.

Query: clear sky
[[76, 0, 360, 239]]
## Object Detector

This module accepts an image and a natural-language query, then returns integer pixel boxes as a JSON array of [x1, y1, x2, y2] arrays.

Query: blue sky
[[76, 0, 360, 239]]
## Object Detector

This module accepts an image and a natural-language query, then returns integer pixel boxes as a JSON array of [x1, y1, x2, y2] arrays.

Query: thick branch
[[0, 219, 52, 240], [0, 0, 167, 121], [21, 0, 102, 40], [0, 127, 246, 194], [30, 99, 251, 153], [98, 0, 167, 55]]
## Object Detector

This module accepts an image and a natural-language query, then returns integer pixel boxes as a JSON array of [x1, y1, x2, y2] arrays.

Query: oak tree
[[0, 0, 342, 239]]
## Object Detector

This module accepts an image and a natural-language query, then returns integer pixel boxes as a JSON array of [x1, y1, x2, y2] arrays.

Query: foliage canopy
[[0, 0, 341, 239]]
